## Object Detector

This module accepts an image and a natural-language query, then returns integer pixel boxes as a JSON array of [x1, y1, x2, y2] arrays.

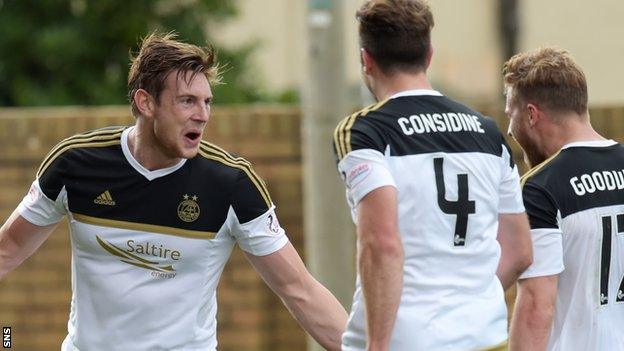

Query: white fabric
[[498, 146, 525, 213], [339, 147, 524, 350], [17, 180, 287, 351], [338, 148, 396, 219], [18, 180, 66, 226], [227, 205, 289, 256], [121, 127, 187, 181], [519, 228, 565, 279], [545, 205, 624, 351]]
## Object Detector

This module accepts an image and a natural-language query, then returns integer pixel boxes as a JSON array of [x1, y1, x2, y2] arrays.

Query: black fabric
[[347, 95, 508, 159], [36, 127, 271, 233], [523, 144, 624, 219]]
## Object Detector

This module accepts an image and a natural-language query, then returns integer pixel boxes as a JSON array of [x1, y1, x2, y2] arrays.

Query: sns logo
[[3, 327, 10, 348]]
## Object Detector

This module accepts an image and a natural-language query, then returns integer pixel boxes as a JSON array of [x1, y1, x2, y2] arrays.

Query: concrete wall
[[213, 0, 624, 106]]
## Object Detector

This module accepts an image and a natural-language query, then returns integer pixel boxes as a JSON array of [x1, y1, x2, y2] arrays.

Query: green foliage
[[0, 0, 273, 106]]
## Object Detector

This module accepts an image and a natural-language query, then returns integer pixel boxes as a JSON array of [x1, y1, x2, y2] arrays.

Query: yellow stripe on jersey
[[198, 141, 272, 208], [478, 340, 508, 351], [74, 213, 217, 240], [520, 150, 562, 188], [333, 99, 388, 160], [37, 127, 125, 178], [332, 115, 351, 160], [199, 141, 271, 202]]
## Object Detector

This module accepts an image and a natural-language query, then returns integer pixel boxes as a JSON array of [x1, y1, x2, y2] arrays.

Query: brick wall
[[0, 105, 306, 351], [1, 104, 623, 350]]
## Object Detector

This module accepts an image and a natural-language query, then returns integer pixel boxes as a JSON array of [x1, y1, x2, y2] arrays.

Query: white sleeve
[[498, 146, 525, 213], [519, 228, 565, 279], [226, 205, 289, 256], [17, 180, 67, 226], [338, 148, 396, 208]]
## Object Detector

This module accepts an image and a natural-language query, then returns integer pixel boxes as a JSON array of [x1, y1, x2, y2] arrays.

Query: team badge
[[177, 194, 200, 222]]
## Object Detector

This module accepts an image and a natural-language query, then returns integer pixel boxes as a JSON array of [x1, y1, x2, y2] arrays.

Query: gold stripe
[[120, 259, 170, 273], [339, 112, 358, 159], [198, 148, 272, 208], [73, 213, 216, 239], [478, 340, 508, 351], [96, 235, 159, 264], [338, 112, 357, 158], [340, 99, 389, 157], [37, 131, 123, 177], [520, 150, 562, 188], [343, 112, 360, 155], [37, 127, 125, 175], [333, 117, 349, 160], [199, 142, 272, 207]]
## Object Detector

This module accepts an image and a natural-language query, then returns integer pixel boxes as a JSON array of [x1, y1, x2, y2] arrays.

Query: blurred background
[[0, 0, 623, 350]]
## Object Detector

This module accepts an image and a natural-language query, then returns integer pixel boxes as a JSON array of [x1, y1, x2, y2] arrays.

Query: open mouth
[[185, 132, 201, 142]]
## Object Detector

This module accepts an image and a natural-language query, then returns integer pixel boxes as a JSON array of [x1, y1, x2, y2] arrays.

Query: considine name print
[[397, 112, 486, 135]]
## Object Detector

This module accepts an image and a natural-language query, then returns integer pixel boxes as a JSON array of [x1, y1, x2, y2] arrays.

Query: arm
[[0, 208, 57, 279], [496, 212, 532, 289], [509, 275, 558, 351], [245, 242, 348, 351], [356, 186, 402, 351]]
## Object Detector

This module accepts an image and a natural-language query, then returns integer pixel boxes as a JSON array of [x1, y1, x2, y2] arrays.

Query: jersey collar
[[561, 139, 618, 149], [121, 127, 187, 181], [388, 89, 443, 100]]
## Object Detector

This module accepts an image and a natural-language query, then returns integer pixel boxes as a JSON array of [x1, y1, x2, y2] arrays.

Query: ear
[[526, 103, 542, 127], [361, 48, 375, 75], [134, 89, 155, 118]]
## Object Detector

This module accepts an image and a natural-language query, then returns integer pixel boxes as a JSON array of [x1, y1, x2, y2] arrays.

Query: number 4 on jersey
[[433, 157, 476, 246]]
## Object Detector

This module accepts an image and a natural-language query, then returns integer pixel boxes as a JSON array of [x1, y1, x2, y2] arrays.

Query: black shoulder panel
[[522, 144, 624, 219]]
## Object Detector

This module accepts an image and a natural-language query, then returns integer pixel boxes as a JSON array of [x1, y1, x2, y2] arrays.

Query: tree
[[0, 0, 268, 106]]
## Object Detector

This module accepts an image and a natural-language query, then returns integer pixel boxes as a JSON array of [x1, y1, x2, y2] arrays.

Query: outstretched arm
[[246, 242, 348, 351], [357, 186, 402, 351], [496, 212, 532, 289], [509, 275, 558, 351], [0, 208, 57, 279]]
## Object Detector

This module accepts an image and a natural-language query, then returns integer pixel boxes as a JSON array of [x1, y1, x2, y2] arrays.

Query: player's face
[[505, 88, 544, 167], [151, 71, 212, 162]]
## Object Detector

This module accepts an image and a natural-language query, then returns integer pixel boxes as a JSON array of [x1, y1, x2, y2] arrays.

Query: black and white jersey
[[520, 140, 624, 351], [17, 126, 288, 351], [333, 90, 524, 351]]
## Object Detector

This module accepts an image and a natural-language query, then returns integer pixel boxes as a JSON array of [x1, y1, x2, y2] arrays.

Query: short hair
[[127, 31, 220, 117], [503, 47, 588, 115], [356, 0, 434, 74]]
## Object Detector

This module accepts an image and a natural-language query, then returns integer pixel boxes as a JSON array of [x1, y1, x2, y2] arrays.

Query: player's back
[[521, 141, 624, 351], [335, 90, 524, 350]]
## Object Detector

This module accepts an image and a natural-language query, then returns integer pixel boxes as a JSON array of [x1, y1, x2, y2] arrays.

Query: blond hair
[[503, 47, 587, 114]]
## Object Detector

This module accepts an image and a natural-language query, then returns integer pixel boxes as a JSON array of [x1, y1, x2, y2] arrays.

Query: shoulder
[[37, 126, 126, 178], [197, 140, 272, 207], [333, 100, 390, 160], [197, 140, 256, 173]]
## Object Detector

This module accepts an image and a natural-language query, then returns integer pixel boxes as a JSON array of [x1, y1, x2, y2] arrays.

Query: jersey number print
[[599, 213, 624, 305], [434, 157, 476, 247]]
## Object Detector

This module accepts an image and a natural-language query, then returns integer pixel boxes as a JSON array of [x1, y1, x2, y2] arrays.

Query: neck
[[129, 119, 181, 171], [371, 70, 433, 101], [541, 113, 606, 156]]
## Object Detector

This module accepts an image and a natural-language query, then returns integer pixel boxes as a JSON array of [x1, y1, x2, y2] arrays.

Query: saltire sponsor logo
[[96, 235, 176, 273]]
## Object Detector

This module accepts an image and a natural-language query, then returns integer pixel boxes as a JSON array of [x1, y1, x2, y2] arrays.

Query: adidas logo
[[94, 190, 116, 206]]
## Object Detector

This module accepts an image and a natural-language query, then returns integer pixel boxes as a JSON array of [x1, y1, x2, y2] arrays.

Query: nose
[[194, 103, 210, 122]]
